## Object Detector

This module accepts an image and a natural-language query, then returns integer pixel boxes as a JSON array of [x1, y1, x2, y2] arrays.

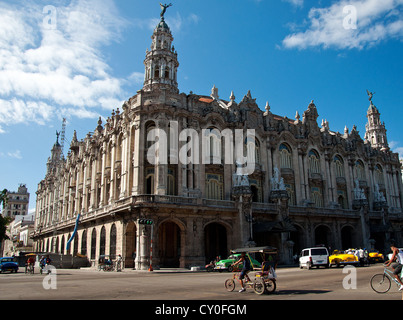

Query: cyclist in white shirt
[[385, 242, 403, 291]]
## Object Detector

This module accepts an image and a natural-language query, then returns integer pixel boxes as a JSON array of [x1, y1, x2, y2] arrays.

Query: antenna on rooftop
[[60, 118, 67, 157]]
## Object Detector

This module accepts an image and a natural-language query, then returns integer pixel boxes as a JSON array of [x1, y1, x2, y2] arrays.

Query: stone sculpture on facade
[[354, 179, 367, 201]]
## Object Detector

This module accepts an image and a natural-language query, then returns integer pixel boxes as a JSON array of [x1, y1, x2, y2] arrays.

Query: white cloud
[[0, 0, 129, 131], [282, 0, 403, 50], [7, 150, 23, 160], [390, 141, 403, 158], [0, 150, 23, 160]]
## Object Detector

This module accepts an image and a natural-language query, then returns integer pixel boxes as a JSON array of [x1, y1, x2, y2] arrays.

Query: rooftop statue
[[366, 89, 375, 103], [160, 3, 173, 18]]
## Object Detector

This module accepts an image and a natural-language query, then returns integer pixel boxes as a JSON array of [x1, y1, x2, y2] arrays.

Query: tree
[[0, 189, 10, 242], [0, 215, 11, 242], [0, 189, 7, 208]]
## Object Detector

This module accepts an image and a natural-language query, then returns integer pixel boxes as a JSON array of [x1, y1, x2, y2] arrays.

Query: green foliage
[[0, 189, 7, 208], [0, 189, 10, 242], [0, 215, 11, 242]]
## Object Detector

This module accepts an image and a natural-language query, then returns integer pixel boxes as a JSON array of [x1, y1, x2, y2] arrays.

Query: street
[[0, 264, 401, 301]]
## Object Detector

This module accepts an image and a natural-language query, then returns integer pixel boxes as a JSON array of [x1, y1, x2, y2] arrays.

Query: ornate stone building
[[33, 10, 403, 269]]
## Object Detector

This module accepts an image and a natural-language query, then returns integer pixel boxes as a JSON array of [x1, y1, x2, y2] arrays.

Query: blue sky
[[0, 0, 402, 214]]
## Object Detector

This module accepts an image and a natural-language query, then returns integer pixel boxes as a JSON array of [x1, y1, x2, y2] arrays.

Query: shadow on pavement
[[275, 289, 332, 295]]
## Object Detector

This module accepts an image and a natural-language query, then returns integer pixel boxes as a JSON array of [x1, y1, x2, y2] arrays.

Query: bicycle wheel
[[225, 279, 236, 292], [265, 279, 277, 294], [370, 274, 391, 294], [253, 278, 266, 295]]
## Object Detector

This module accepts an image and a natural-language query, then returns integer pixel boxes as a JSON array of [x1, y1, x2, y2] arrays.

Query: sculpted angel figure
[[160, 3, 173, 18], [366, 89, 375, 102]]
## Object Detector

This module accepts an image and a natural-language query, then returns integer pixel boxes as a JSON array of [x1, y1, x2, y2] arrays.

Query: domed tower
[[143, 4, 179, 94], [364, 90, 389, 152]]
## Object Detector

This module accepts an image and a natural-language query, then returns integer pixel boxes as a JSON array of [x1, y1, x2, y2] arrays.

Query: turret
[[364, 91, 389, 152], [142, 4, 179, 94]]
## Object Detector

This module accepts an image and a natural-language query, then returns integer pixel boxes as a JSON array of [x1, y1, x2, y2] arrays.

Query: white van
[[299, 247, 329, 269]]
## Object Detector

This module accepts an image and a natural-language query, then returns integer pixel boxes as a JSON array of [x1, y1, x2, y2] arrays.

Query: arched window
[[73, 233, 79, 256], [100, 227, 106, 257], [145, 122, 156, 150], [165, 66, 170, 79], [145, 168, 155, 195], [81, 230, 87, 256], [205, 174, 224, 200], [90, 229, 96, 260], [355, 160, 366, 181], [204, 128, 221, 164], [249, 178, 263, 203], [337, 191, 348, 209], [311, 187, 324, 208], [308, 150, 320, 174], [60, 236, 65, 255], [374, 164, 384, 185], [279, 143, 292, 169], [334, 155, 345, 178], [154, 65, 160, 79], [110, 224, 117, 260], [167, 168, 176, 196]]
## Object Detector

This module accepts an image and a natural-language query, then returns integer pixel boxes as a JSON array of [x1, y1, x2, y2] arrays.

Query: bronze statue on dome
[[160, 3, 173, 18], [366, 89, 375, 103]]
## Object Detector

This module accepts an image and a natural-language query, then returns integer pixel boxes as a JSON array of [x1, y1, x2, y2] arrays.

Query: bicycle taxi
[[224, 246, 278, 295], [98, 255, 114, 272], [25, 253, 36, 274]]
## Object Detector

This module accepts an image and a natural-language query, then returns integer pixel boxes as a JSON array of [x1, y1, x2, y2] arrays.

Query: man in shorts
[[233, 252, 252, 293], [385, 242, 403, 291]]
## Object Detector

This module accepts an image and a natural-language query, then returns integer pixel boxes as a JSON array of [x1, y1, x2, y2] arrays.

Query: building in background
[[2, 215, 35, 257], [32, 8, 403, 269], [2, 184, 30, 218]]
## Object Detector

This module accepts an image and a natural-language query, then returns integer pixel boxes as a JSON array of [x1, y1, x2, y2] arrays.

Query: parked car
[[299, 247, 329, 269], [368, 250, 384, 263], [329, 250, 359, 267], [0, 257, 19, 273], [215, 253, 261, 272]]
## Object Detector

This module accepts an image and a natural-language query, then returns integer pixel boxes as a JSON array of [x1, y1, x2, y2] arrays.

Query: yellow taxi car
[[368, 250, 384, 263], [329, 250, 359, 267]]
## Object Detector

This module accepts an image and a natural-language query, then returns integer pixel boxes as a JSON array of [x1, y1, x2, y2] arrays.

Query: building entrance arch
[[158, 221, 182, 268], [341, 226, 354, 250], [204, 222, 228, 264], [125, 221, 137, 268], [315, 225, 332, 248]]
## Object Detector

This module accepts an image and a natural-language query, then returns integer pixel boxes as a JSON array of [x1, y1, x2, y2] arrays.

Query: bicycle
[[253, 271, 277, 295], [25, 263, 34, 275], [40, 263, 52, 275], [370, 265, 403, 294], [225, 272, 255, 292]]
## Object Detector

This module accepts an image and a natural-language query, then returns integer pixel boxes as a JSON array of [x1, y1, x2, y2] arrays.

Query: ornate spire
[[142, 3, 179, 93], [364, 92, 389, 151]]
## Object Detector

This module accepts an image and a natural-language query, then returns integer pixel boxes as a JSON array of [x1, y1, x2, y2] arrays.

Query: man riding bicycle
[[26, 256, 35, 273], [385, 242, 403, 291], [232, 252, 252, 293]]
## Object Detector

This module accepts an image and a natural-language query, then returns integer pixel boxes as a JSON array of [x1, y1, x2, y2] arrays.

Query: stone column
[[120, 130, 129, 199], [136, 222, 149, 270]]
